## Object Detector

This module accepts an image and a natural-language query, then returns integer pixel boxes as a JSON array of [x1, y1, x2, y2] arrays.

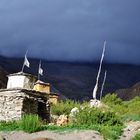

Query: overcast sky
[[0, 0, 140, 64]]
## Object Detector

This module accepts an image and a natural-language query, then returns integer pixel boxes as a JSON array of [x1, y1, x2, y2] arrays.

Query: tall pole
[[21, 50, 28, 72], [100, 70, 107, 101], [38, 60, 41, 80], [21, 61, 25, 72], [93, 41, 106, 99]]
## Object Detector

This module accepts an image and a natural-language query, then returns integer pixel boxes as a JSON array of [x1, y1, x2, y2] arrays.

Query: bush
[[110, 96, 140, 121], [121, 113, 140, 121], [73, 107, 123, 126], [51, 99, 81, 115], [0, 121, 19, 131], [19, 114, 42, 133], [102, 93, 122, 105], [100, 125, 123, 140], [126, 97, 140, 114], [131, 132, 140, 140]]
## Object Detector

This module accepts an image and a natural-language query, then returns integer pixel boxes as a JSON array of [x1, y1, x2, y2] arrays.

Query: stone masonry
[[0, 88, 50, 121]]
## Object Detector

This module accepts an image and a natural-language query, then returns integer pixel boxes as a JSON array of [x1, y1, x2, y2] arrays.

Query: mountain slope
[[116, 82, 140, 100], [1, 56, 140, 100], [0, 66, 8, 89]]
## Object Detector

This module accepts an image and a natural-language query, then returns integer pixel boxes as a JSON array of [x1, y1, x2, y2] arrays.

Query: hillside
[[0, 66, 8, 89], [1, 56, 140, 100], [116, 82, 140, 100]]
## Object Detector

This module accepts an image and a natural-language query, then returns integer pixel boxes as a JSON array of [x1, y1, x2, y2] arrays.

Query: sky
[[0, 0, 140, 64]]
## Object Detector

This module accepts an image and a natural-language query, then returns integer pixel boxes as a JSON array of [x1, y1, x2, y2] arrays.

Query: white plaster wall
[[7, 75, 36, 89], [7, 75, 25, 89]]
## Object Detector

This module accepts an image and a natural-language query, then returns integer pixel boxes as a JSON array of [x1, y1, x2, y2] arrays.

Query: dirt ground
[[1, 121, 140, 140], [119, 121, 140, 140], [0, 130, 103, 140]]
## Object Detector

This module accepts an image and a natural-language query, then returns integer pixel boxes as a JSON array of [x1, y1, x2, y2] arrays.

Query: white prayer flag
[[24, 55, 30, 68], [39, 67, 43, 75], [38, 61, 43, 76]]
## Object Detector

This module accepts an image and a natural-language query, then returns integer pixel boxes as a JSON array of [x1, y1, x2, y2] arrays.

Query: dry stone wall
[[0, 90, 24, 121], [0, 89, 49, 121]]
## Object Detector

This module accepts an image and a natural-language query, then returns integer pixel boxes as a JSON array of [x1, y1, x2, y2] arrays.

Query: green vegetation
[[1, 95, 140, 139], [0, 120, 19, 131], [100, 125, 123, 140], [102, 94, 140, 121], [102, 93, 123, 105], [50, 99, 82, 115], [131, 132, 140, 140], [0, 114, 42, 133], [71, 107, 123, 140], [19, 114, 42, 133], [43, 124, 123, 140], [74, 107, 122, 126]]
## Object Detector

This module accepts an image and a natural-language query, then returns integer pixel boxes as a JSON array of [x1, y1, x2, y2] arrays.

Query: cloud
[[0, 0, 140, 64]]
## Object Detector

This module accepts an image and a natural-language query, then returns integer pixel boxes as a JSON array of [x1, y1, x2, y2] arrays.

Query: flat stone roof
[[34, 80, 50, 86], [7, 72, 37, 78], [0, 88, 58, 97]]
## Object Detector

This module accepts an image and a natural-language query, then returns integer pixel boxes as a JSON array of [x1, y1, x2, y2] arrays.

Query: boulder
[[90, 99, 102, 108], [70, 107, 79, 116], [56, 114, 69, 126], [31, 138, 50, 140], [50, 115, 59, 123], [90, 99, 109, 109], [0, 135, 5, 140]]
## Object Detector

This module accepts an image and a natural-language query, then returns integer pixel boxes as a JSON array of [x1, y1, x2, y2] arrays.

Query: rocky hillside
[[116, 82, 140, 100], [1, 56, 140, 100]]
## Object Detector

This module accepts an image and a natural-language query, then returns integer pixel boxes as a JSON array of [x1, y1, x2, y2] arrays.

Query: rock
[[0, 135, 5, 140], [48, 123, 55, 126], [70, 107, 79, 117], [50, 115, 59, 123], [56, 114, 69, 126], [90, 99, 103, 108], [31, 138, 50, 140]]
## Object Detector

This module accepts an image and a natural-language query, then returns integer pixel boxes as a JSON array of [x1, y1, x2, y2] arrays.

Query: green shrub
[[131, 132, 140, 140], [51, 99, 81, 115], [73, 107, 123, 126], [101, 94, 140, 121], [102, 93, 122, 105], [0, 121, 19, 131], [100, 125, 123, 140], [19, 114, 42, 133], [126, 97, 140, 114], [121, 113, 140, 121]]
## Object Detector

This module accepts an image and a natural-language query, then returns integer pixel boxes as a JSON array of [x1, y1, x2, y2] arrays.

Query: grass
[[100, 125, 124, 140], [0, 120, 19, 131], [131, 132, 140, 140], [73, 107, 123, 126], [102, 94, 140, 121], [0, 116, 124, 140], [19, 114, 42, 133], [0, 114, 42, 133], [50, 99, 82, 116]]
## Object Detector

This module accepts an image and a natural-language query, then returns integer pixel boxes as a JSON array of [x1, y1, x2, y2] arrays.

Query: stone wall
[[0, 89, 50, 121]]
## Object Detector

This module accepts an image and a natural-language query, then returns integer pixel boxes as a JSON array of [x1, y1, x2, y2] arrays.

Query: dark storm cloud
[[0, 0, 140, 64]]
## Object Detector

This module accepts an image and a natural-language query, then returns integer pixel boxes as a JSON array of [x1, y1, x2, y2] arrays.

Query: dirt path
[[0, 130, 104, 140], [119, 121, 140, 140], [1, 121, 140, 140]]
